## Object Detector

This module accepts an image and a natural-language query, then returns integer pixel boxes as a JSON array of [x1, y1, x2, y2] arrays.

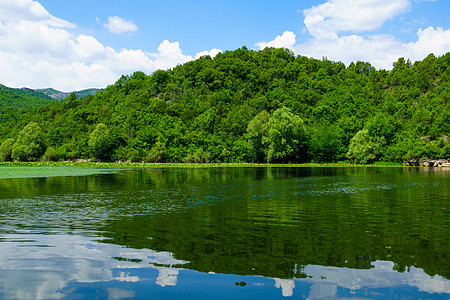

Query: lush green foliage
[[0, 85, 52, 126], [262, 107, 307, 163], [0, 85, 51, 110], [11, 122, 45, 161], [0, 48, 449, 163], [246, 110, 270, 162], [0, 138, 15, 161], [346, 129, 385, 164], [88, 123, 113, 160]]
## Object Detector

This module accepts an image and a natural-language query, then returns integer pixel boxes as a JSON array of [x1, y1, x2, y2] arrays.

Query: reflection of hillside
[[1, 233, 446, 299], [96, 167, 450, 280], [0, 167, 448, 279]]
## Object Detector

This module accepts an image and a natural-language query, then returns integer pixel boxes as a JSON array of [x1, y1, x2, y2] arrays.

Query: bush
[[146, 142, 166, 163], [88, 123, 113, 160], [0, 138, 15, 161], [41, 147, 62, 162], [246, 110, 270, 162], [11, 122, 45, 161], [308, 124, 345, 162], [262, 107, 307, 163], [185, 148, 211, 163], [346, 129, 385, 164]]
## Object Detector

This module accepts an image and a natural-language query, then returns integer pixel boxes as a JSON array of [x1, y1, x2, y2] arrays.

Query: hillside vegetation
[[0, 47, 449, 163], [0, 85, 52, 126], [0, 85, 52, 111]]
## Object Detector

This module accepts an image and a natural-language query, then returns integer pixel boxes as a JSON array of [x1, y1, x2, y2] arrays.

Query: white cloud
[[104, 16, 138, 34], [151, 40, 193, 70], [195, 48, 222, 59], [297, 25, 450, 69], [0, 1, 222, 91], [73, 34, 109, 60], [255, 31, 296, 50], [267, 26, 450, 70], [406, 26, 450, 58], [303, 0, 410, 40], [256, 0, 450, 70], [0, 0, 75, 28], [295, 33, 405, 69]]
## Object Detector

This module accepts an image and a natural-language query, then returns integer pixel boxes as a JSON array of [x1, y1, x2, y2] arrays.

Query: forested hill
[[0, 85, 52, 111], [0, 47, 449, 163], [0, 85, 53, 126]]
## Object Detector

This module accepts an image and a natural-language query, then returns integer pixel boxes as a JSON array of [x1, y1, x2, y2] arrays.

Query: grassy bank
[[0, 161, 404, 169]]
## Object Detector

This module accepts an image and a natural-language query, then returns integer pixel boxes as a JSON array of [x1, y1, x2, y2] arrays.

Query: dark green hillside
[[75, 88, 102, 98], [0, 85, 53, 130], [0, 85, 52, 110], [0, 47, 449, 163]]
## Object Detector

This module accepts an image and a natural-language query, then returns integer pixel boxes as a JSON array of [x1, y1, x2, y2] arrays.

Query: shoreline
[[0, 161, 406, 169]]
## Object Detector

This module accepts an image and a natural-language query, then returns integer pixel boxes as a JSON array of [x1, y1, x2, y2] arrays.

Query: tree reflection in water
[[0, 167, 448, 299]]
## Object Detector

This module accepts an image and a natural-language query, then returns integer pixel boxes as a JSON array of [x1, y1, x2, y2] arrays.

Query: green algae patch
[[0, 161, 404, 174], [0, 166, 119, 179]]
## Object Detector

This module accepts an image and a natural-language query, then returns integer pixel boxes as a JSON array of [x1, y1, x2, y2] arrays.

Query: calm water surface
[[0, 167, 449, 299]]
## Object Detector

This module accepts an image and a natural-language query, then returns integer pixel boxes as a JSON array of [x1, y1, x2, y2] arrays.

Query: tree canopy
[[0, 48, 449, 163]]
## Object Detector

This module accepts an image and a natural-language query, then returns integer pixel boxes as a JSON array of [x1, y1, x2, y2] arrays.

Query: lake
[[0, 166, 449, 299]]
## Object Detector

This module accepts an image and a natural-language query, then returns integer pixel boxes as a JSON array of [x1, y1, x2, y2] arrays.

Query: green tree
[[0, 138, 15, 161], [262, 107, 307, 163], [308, 124, 345, 162], [88, 123, 113, 160], [11, 122, 45, 161], [246, 110, 270, 162], [146, 141, 166, 163], [0, 49, 449, 164], [346, 129, 385, 164], [185, 148, 211, 163]]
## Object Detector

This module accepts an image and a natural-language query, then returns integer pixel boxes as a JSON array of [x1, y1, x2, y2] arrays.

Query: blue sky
[[38, 0, 304, 53], [1, 0, 450, 91]]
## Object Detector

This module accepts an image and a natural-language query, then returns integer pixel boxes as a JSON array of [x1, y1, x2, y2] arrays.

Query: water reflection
[[303, 261, 450, 298], [274, 279, 295, 297], [156, 268, 180, 287], [0, 167, 449, 299], [0, 233, 448, 299], [0, 234, 186, 299]]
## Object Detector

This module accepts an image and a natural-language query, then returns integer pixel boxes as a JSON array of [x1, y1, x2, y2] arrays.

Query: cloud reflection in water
[[0, 233, 448, 299]]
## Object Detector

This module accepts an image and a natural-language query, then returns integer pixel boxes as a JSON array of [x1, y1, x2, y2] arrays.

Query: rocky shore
[[404, 158, 450, 167]]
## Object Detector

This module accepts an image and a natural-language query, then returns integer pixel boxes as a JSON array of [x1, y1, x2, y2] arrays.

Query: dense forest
[[0, 47, 449, 163], [0, 85, 52, 122]]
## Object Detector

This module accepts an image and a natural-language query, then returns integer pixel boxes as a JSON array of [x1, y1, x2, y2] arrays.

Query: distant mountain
[[0, 84, 52, 110], [36, 88, 62, 97], [0, 84, 102, 117], [36, 88, 102, 100]]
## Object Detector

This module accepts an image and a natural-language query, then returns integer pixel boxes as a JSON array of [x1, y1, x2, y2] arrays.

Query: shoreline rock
[[404, 158, 450, 167]]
